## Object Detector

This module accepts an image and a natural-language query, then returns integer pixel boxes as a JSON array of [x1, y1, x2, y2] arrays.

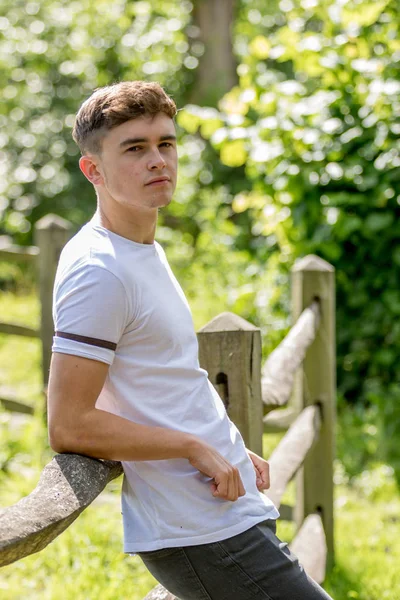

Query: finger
[[226, 469, 237, 501], [225, 467, 239, 501], [233, 467, 242, 501], [254, 466, 263, 487], [225, 465, 244, 500], [261, 463, 270, 488], [227, 469, 237, 500], [213, 472, 229, 500], [238, 474, 246, 497], [257, 472, 270, 490], [254, 460, 268, 481]]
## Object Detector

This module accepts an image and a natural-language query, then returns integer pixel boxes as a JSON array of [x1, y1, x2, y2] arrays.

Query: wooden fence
[[0, 214, 72, 412], [0, 245, 335, 599]]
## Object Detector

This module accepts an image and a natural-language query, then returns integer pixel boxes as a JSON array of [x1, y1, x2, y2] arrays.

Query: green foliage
[[0, 262, 21, 292], [0, 0, 196, 242], [324, 478, 400, 600], [336, 401, 382, 480], [177, 0, 400, 469]]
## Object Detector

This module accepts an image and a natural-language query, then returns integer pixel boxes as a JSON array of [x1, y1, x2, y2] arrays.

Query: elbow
[[48, 422, 78, 454], [49, 416, 96, 456], [49, 425, 68, 454]]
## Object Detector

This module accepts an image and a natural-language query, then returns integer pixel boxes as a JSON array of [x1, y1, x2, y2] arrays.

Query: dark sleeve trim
[[55, 331, 117, 351]]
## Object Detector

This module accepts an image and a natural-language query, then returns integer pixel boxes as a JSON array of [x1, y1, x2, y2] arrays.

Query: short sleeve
[[52, 264, 129, 365]]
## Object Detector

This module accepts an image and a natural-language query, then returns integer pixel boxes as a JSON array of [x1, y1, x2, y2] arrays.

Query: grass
[[1, 291, 400, 599], [0, 481, 158, 599], [0, 291, 42, 403], [325, 480, 400, 599]]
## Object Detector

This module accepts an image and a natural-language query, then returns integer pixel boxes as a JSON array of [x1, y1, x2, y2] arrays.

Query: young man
[[48, 81, 333, 600]]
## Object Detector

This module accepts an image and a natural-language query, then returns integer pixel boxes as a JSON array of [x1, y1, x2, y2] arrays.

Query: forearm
[[48, 355, 246, 500], [50, 407, 198, 462]]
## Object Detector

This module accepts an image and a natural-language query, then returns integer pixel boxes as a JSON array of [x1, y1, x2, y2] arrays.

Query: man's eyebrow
[[119, 135, 177, 147]]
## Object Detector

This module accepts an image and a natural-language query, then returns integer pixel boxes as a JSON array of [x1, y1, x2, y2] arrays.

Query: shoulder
[[54, 224, 131, 315], [58, 223, 117, 273], [56, 222, 133, 291], [53, 230, 132, 349]]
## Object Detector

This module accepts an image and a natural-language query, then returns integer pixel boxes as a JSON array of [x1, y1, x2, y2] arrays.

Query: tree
[[178, 0, 400, 470], [0, 0, 195, 241], [189, 0, 238, 106]]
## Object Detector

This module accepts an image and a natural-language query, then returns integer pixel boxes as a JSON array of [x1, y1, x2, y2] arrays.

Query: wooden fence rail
[[0, 455, 122, 568], [267, 404, 321, 508], [0, 252, 335, 598], [0, 245, 39, 263], [261, 299, 320, 409], [0, 323, 39, 338]]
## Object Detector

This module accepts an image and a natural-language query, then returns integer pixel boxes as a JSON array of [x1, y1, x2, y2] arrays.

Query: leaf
[[249, 36, 271, 60], [393, 247, 400, 267], [176, 109, 202, 134], [364, 212, 394, 233], [335, 215, 362, 239], [220, 140, 247, 167], [342, 1, 390, 28], [382, 290, 400, 316], [200, 118, 224, 138]]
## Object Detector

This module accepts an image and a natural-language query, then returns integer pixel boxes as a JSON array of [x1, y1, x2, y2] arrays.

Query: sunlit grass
[[0, 489, 158, 600], [324, 479, 400, 600], [0, 291, 40, 328]]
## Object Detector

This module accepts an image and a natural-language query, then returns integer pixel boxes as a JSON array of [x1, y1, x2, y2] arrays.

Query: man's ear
[[79, 155, 104, 186]]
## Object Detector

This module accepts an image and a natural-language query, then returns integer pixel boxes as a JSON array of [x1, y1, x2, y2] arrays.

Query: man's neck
[[95, 204, 158, 245]]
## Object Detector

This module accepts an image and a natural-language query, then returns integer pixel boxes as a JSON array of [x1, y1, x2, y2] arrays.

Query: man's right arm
[[48, 352, 245, 501]]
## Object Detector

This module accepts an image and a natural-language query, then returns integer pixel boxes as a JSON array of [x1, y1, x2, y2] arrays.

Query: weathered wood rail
[[262, 299, 320, 409], [0, 252, 335, 599], [0, 244, 39, 262], [0, 456, 123, 567]]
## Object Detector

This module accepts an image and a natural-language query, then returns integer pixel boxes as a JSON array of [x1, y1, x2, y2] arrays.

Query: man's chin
[[151, 195, 173, 209]]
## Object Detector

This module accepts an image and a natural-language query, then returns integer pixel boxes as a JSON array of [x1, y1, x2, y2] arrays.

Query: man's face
[[89, 113, 178, 211]]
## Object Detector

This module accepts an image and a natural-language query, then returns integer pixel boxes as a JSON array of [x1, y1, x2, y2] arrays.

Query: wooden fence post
[[34, 215, 73, 388], [291, 255, 335, 569], [197, 312, 263, 456]]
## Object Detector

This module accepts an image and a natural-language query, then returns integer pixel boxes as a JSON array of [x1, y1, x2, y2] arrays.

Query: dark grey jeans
[[138, 520, 333, 600]]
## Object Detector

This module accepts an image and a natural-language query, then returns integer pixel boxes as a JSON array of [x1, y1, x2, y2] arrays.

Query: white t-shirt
[[52, 217, 279, 552]]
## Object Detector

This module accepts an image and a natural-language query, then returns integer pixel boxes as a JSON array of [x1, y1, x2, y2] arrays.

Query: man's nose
[[148, 148, 166, 170]]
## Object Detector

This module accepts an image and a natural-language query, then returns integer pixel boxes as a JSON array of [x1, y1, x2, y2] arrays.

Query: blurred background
[[0, 1, 399, 598]]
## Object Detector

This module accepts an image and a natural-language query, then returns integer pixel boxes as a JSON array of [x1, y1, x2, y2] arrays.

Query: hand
[[187, 440, 246, 502], [247, 449, 270, 491]]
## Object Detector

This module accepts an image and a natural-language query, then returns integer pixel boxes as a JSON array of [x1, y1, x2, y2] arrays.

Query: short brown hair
[[72, 81, 177, 154]]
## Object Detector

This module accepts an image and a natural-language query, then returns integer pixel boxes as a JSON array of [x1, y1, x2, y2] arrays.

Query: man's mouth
[[146, 177, 170, 186]]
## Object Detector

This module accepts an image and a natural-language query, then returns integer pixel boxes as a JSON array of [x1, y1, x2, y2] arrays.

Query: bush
[[177, 0, 400, 469]]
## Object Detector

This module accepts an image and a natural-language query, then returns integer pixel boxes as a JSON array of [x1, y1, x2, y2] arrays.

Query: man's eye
[[128, 146, 141, 152], [160, 142, 172, 148]]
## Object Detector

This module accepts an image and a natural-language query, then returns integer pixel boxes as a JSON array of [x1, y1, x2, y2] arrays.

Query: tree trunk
[[190, 0, 238, 106]]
